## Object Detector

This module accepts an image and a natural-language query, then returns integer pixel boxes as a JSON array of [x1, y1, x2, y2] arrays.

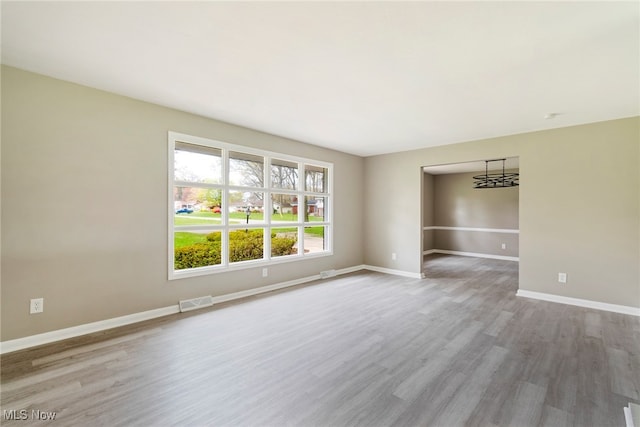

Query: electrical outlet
[[501, 243, 506, 250], [262, 268, 268, 278], [558, 273, 567, 284], [30, 298, 44, 314], [392, 253, 397, 261]]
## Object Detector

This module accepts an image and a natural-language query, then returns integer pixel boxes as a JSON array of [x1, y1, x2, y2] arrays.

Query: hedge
[[174, 230, 296, 270], [174, 243, 222, 269]]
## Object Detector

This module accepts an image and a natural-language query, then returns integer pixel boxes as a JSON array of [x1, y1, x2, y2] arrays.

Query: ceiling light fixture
[[473, 159, 519, 189]]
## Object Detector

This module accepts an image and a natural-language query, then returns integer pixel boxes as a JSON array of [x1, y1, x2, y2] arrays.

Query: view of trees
[[175, 151, 327, 213], [172, 141, 329, 272]]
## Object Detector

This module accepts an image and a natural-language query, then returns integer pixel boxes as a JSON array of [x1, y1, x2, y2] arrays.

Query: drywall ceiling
[[2, 2, 638, 157]]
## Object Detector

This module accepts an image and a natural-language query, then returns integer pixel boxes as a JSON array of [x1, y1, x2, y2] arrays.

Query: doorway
[[421, 158, 520, 276]]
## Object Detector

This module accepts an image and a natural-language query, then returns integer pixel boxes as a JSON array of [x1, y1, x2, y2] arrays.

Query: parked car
[[176, 208, 193, 214]]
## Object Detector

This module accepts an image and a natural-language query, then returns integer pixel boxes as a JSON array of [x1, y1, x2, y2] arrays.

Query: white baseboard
[[624, 402, 640, 427], [423, 249, 519, 262], [624, 407, 633, 427], [209, 264, 363, 304], [0, 305, 181, 355], [362, 264, 425, 279], [0, 265, 366, 355], [517, 289, 640, 317]]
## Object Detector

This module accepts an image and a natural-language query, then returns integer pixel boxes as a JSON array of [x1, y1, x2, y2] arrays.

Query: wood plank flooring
[[2, 254, 639, 426]]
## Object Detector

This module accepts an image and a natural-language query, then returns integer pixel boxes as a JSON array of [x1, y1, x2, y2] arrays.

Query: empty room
[[1, 2, 639, 426]]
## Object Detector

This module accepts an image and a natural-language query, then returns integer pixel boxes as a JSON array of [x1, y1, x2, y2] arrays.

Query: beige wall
[[2, 65, 638, 343], [1, 67, 365, 341], [432, 170, 519, 229], [432, 230, 519, 258], [365, 117, 639, 308], [427, 170, 519, 257]]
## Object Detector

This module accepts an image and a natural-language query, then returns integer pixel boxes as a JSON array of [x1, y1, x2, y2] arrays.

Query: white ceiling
[[2, 2, 638, 157]]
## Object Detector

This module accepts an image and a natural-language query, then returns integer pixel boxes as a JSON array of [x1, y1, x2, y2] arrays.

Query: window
[[169, 132, 333, 279]]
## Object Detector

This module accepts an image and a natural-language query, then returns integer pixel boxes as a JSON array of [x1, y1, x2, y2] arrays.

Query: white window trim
[[168, 131, 333, 280]]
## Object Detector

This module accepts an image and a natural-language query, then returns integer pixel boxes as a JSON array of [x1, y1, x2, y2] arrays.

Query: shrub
[[229, 229, 263, 262], [206, 231, 221, 242], [175, 229, 297, 268], [272, 235, 297, 256], [175, 243, 221, 270], [229, 229, 263, 241]]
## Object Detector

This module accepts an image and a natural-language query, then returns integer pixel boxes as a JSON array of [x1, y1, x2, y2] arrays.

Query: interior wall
[[365, 116, 640, 308], [1, 66, 365, 341], [429, 170, 519, 257], [422, 172, 435, 251], [432, 229, 519, 258]]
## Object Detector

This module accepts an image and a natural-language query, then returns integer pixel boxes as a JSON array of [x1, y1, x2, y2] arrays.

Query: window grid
[[169, 132, 332, 280]]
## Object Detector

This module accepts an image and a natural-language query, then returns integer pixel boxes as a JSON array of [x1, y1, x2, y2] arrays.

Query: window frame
[[168, 131, 333, 280]]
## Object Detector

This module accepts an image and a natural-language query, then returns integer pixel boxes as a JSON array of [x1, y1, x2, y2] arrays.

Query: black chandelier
[[473, 159, 519, 189]]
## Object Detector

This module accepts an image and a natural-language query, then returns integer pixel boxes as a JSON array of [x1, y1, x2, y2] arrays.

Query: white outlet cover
[[30, 298, 44, 314], [558, 273, 567, 283]]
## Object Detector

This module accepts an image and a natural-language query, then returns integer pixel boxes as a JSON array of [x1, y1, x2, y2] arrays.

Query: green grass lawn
[[270, 213, 324, 222], [273, 226, 324, 237], [174, 210, 324, 248], [304, 226, 324, 236], [174, 211, 220, 225], [175, 211, 324, 225], [227, 212, 324, 222], [175, 227, 324, 249], [174, 231, 210, 247], [174, 217, 222, 226]]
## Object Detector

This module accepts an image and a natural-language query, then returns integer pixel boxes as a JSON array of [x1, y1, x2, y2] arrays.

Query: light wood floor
[[2, 255, 639, 426]]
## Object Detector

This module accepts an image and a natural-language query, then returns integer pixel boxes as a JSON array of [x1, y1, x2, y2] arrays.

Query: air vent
[[320, 269, 337, 279], [179, 295, 214, 313]]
